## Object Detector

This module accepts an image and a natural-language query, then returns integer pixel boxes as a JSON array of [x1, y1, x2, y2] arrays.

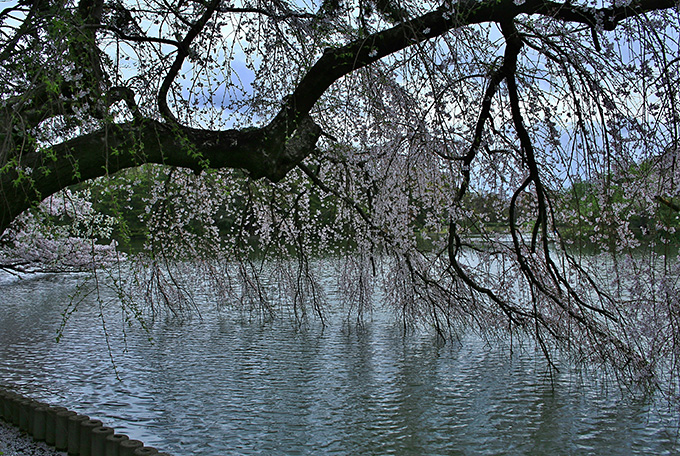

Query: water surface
[[0, 272, 678, 455]]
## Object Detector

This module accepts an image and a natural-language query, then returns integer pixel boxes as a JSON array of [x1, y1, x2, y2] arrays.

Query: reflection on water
[[0, 272, 679, 455]]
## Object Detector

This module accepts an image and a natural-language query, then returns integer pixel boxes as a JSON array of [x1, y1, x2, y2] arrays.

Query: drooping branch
[[73, 0, 106, 109], [158, 0, 221, 123], [454, 16, 526, 202], [447, 219, 533, 326], [467, 19, 645, 373]]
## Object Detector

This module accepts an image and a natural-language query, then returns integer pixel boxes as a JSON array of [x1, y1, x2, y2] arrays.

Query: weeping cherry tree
[[1, 0, 680, 394]]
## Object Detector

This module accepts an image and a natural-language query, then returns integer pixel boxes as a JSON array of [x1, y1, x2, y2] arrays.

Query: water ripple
[[0, 272, 678, 455]]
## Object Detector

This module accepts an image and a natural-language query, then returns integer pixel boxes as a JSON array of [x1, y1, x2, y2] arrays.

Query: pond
[[0, 271, 679, 455]]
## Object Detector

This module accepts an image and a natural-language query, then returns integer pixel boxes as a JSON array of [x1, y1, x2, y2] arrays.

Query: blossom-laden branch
[[434, 5, 677, 383], [0, 188, 122, 274], [2, 0, 677, 236]]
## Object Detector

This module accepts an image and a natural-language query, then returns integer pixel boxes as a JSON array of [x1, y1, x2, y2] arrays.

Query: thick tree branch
[[269, 0, 676, 142], [0, 116, 321, 233], [537, 0, 678, 30]]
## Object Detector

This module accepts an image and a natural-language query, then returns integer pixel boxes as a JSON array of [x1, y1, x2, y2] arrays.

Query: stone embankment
[[0, 387, 170, 456]]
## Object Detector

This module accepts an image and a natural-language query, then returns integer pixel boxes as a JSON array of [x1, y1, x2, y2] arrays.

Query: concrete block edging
[[0, 387, 167, 456]]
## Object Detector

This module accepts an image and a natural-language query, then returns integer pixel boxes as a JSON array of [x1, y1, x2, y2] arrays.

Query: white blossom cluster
[[0, 190, 122, 273]]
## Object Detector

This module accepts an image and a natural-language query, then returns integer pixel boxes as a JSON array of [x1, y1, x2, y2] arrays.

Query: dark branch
[[0, 115, 321, 233], [158, 0, 221, 123]]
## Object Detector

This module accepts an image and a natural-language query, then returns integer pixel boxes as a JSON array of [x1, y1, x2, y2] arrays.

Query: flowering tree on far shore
[[1, 0, 680, 394], [0, 188, 121, 273]]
